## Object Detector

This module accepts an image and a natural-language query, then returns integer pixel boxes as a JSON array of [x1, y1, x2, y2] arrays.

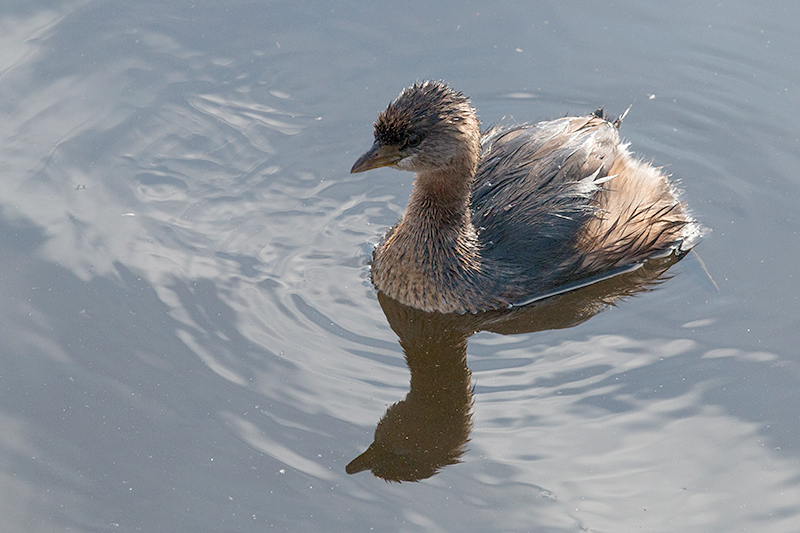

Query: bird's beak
[[345, 443, 376, 474], [350, 141, 402, 174]]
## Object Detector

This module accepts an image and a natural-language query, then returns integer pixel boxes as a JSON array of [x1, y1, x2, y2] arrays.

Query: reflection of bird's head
[[351, 81, 480, 175], [345, 397, 470, 482]]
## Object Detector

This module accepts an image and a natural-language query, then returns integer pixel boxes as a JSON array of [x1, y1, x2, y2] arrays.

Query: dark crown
[[374, 81, 472, 146]]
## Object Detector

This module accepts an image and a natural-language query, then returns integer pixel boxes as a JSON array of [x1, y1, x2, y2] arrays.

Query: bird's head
[[351, 81, 481, 175]]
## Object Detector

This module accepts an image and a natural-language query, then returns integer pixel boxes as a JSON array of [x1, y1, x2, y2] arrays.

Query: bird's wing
[[472, 115, 619, 275]]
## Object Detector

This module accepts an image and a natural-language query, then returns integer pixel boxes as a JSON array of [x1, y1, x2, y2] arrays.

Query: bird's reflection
[[347, 255, 685, 482]]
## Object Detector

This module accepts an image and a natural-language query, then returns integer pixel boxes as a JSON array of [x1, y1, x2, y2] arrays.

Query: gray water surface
[[2, 1, 799, 531]]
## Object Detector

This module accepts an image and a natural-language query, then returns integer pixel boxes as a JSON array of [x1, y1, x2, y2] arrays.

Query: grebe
[[351, 81, 701, 314]]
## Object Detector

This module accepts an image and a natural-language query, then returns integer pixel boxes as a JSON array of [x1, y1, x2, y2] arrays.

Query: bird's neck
[[371, 164, 486, 314], [400, 161, 481, 261], [406, 171, 473, 227]]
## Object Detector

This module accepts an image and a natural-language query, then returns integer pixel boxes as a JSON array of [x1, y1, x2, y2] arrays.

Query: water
[[2, 1, 799, 531]]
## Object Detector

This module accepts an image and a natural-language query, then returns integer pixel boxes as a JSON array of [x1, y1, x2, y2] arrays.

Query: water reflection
[[348, 255, 683, 481]]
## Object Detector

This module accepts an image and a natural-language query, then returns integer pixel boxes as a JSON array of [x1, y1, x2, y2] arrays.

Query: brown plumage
[[351, 81, 702, 314]]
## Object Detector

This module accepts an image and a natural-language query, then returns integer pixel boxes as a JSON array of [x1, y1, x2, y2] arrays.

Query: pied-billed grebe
[[351, 81, 702, 314]]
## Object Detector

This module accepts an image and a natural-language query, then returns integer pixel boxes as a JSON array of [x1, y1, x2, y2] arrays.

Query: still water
[[2, 1, 799, 531]]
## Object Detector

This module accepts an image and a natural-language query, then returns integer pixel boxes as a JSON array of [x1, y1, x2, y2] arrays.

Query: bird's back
[[472, 113, 696, 303]]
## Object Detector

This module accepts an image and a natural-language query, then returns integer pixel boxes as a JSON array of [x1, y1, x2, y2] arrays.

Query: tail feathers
[[592, 105, 633, 129]]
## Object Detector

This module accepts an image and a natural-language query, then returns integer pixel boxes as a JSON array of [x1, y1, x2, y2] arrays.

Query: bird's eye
[[406, 133, 421, 148]]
